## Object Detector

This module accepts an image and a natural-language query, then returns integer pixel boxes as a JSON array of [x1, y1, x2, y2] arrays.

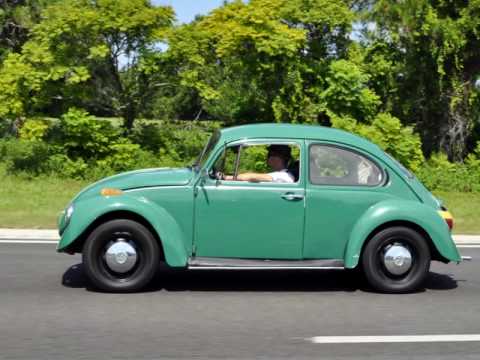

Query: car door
[[193, 140, 306, 259], [303, 141, 391, 260]]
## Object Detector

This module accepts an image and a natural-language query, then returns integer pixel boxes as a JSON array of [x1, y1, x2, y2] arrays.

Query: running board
[[187, 257, 344, 270]]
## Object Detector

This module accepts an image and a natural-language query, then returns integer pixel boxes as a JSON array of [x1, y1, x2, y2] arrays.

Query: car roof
[[220, 123, 384, 157]]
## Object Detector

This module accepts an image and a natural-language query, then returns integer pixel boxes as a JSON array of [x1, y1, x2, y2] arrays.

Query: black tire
[[361, 226, 431, 293], [83, 219, 160, 292]]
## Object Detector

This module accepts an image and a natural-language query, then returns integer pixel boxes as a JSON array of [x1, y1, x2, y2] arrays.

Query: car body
[[57, 123, 461, 293]]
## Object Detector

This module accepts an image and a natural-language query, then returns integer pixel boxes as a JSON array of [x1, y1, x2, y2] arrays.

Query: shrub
[[45, 154, 89, 179], [0, 119, 13, 138], [19, 119, 49, 141], [96, 141, 162, 173], [130, 122, 164, 153], [416, 152, 480, 192], [0, 139, 51, 176], [131, 120, 221, 166], [50, 108, 121, 159], [1, 114, 220, 180]]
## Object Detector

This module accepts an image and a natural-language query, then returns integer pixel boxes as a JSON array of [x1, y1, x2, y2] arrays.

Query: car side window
[[212, 143, 301, 183], [309, 144, 383, 186]]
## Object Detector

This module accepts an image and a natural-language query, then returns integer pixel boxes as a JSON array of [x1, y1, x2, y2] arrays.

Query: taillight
[[438, 210, 454, 231]]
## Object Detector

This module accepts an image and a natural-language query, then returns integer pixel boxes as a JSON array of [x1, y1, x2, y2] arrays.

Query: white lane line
[[307, 334, 480, 344], [457, 245, 480, 248], [0, 240, 58, 244]]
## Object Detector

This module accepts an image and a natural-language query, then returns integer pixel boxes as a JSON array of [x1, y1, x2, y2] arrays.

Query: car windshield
[[193, 130, 221, 170]]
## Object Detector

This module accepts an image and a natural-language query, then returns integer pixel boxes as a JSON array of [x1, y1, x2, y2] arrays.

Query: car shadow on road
[[62, 263, 458, 293]]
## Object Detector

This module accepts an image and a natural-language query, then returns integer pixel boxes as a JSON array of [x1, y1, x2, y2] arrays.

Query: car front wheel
[[361, 226, 431, 293], [83, 219, 160, 292]]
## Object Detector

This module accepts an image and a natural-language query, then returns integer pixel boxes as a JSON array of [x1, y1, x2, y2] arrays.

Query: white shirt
[[268, 169, 295, 183]]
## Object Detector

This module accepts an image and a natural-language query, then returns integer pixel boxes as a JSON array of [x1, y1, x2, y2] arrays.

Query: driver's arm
[[224, 173, 273, 182]]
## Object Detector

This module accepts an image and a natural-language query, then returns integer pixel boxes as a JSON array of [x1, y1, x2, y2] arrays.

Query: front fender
[[344, 200, 461, 268], [57, 194, 188, 267]]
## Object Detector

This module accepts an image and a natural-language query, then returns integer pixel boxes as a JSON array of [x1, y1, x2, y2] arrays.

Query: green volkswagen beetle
[[57, 124, 462, 293]]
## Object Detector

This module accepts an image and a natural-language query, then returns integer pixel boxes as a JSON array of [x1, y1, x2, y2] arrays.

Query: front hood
[[72, 167, 194, 202]]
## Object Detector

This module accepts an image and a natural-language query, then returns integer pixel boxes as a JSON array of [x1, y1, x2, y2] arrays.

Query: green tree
[[0, 0, 174, 129], [0, 0, 50, 60], [361, 0, 480, 160], [166, 0, 358, 123]]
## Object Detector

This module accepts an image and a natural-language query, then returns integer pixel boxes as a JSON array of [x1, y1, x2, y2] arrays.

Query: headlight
[[65, 204, 74, 225]]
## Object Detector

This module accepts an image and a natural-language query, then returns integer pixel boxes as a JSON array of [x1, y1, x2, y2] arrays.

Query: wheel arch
[[344, 200, 461, 268], [62, 210, 165, 258], [356, 220, 445, 266], [58, 196, 189, 267]]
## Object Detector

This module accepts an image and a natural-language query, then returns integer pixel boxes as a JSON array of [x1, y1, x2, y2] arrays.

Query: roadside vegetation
[[1, 160, 479, 233], [0, 164, 88, 228], [434, 191, 480, 235], [0, 112, 219, 180], [1, 0, 480, 231]]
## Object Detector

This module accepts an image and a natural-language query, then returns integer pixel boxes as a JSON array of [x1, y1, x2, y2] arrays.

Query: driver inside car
[[222, 145, 295, 183]]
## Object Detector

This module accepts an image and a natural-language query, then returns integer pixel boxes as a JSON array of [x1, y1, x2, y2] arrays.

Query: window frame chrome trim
[[209, 139, 303, 186], [307, 142, 387, 188]]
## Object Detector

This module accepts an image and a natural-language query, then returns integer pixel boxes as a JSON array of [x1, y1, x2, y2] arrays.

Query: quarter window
[[309, 145, 383, 186]]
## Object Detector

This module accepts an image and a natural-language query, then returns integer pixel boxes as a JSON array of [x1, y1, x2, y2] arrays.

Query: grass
[[0, 166, 88, 229], [0, 166, 478, 233], [434, 191, 480, 234]]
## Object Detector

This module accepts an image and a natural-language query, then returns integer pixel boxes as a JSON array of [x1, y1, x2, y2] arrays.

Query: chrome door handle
[[281, 193, 304, 201]]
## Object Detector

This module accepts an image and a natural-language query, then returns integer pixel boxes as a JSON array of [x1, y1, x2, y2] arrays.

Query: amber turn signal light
[[100, 188, 124, 196]]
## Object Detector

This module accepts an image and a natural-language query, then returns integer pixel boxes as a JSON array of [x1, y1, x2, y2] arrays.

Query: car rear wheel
[[361, 226, 431, 293], [83, 219, 160, 292]]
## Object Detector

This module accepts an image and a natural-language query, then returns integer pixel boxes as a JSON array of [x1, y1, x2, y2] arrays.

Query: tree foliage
[[0, 0, 50, 60], [1, 0, 480, 168], [0, 0, 174, 129], [165, 0, 355, 123], [362, 0, 480, 160]]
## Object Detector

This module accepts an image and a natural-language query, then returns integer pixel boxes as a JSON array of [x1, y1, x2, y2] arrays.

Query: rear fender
[[344, 200, 461, 268]]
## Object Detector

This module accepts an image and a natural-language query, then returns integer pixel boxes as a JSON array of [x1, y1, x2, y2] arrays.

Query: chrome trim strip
[[188, 257, 344, 269], [202, 184, 301, 190], [189, 266, 345, 270], [124, 185, 188, 192]]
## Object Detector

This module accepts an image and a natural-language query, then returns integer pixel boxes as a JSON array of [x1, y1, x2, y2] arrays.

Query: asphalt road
[[1, 243, 480, 360]]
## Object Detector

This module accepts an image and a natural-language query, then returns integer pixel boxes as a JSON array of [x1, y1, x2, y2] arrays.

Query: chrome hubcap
[[105, 241, 137, 273], [383, 244, 412, 276]]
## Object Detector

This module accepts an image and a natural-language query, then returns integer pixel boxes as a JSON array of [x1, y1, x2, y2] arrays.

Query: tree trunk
[[439, 86, 474, 161], [122, 103, 136, 133]]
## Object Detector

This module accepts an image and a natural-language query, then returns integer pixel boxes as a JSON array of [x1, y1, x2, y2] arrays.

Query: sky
[[153, 0, 227, 24]]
